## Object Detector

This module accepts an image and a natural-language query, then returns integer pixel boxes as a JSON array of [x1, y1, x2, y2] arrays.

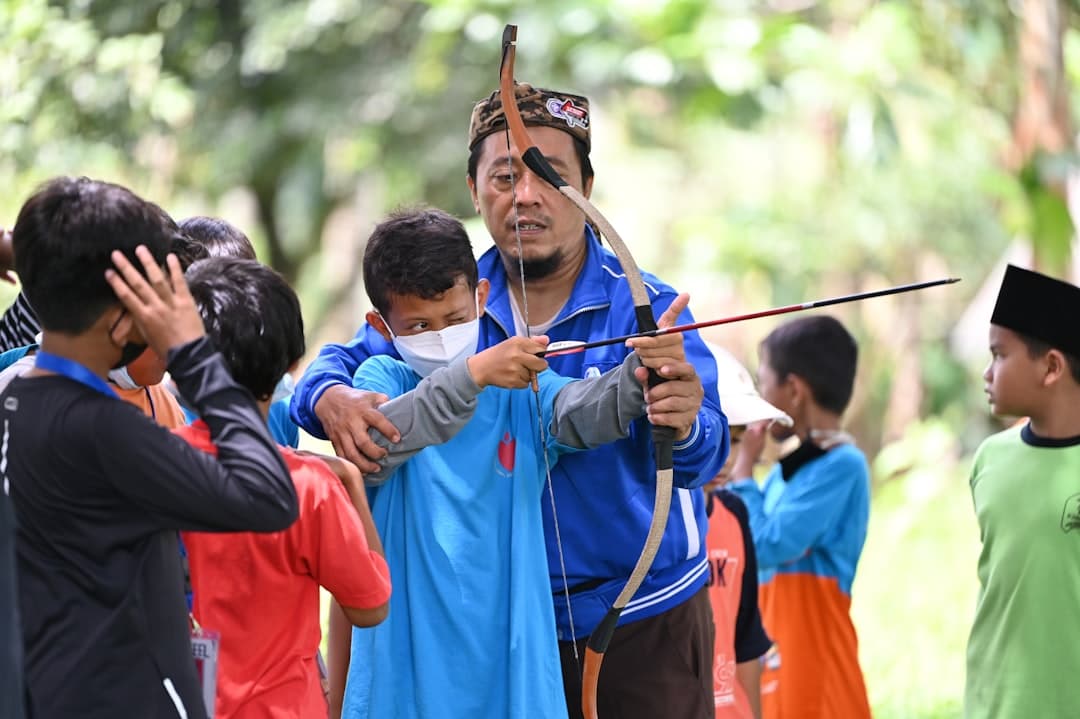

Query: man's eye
[[407, 321, 428, 332]]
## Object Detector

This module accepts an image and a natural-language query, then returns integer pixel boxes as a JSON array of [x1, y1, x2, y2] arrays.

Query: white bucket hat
[[705, 342, 792, 428]]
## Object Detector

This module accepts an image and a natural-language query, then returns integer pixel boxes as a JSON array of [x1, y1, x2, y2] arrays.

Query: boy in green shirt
[[966, 264, 1080, 718]]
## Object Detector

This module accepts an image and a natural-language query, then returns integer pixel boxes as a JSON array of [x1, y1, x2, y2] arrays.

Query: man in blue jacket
[[292, 83, 728, 719]]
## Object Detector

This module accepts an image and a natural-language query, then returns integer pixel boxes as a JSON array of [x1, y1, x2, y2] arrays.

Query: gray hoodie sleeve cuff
[[363, 357, 483, 485], [550, 353, 646, 449]]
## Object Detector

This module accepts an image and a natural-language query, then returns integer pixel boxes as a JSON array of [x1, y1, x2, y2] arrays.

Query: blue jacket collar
[[479, 225, 614, 337]]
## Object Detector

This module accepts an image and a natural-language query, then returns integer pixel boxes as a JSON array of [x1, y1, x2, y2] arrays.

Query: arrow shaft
[[540, 277, 960, 358]]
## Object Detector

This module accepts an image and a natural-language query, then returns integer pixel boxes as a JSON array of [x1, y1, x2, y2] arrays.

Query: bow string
[[499, 25, 677, 719]]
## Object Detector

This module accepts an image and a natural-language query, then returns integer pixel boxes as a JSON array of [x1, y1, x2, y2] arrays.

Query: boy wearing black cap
[[965, 264, 1080, 718]]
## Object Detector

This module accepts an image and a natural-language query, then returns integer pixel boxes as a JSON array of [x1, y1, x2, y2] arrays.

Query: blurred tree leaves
[[3, 0, 1080, 454], [1, 0, 1058, 289]]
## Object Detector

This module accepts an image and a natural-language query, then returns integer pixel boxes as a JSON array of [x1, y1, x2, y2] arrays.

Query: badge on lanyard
[[190, 620, 221, 718]]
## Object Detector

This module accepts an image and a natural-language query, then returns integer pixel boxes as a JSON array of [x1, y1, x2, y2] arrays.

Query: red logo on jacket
[[498, 432, 516, 473]]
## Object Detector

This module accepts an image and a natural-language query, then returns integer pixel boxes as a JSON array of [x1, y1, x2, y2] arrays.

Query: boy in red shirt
[[178, 257, 391, 719], [705, 344, 784, 719]]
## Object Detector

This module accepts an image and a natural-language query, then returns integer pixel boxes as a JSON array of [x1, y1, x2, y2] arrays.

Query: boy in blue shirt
[[728, 315, 871, 719], [335, 208, 701, 719]]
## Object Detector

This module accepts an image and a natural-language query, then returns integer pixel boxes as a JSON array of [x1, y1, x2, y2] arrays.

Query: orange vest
[[706, 498, 755, 719], [115, 383, 187, 429]]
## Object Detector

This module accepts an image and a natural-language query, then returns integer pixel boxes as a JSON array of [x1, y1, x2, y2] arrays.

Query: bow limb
[[500, 25, 676, 719]]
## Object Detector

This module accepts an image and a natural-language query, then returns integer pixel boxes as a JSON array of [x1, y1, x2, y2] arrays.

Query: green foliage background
[[6, 1, 1080, 714]]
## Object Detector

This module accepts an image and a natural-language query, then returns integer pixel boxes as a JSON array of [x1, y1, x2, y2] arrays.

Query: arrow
[[540, 277, 961, 358]]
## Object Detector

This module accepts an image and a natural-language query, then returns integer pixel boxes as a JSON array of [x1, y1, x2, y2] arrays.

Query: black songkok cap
[[991, 264, 1080, 357]]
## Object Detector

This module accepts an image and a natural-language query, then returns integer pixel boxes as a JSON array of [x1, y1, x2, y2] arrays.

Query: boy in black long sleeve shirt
[[1, 177, 298, 718]]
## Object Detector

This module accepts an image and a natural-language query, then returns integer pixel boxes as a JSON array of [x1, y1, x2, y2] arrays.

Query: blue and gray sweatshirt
[[291, 227, 728, 638]]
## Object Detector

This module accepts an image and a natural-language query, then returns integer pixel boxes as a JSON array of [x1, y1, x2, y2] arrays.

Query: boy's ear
[[106, 307, 142, 348], [582, 174, 594, 200], [787, 373, 811, 411], [1043, 348, 1068, 387], [367, 310, 393, 343], [476, 278, 491, 317]]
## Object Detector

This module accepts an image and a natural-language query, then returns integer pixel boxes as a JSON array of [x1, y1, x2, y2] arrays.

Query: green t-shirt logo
[[1061, 493, 1080, 533]]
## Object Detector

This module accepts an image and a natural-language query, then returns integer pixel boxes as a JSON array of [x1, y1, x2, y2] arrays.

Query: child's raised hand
[[105, 246, 205, 356], [467, 335, 549, 389], [730, 420, 769, 481]]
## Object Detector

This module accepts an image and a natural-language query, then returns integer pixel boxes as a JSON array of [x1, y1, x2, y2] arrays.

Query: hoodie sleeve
[[290, 324, 398, 438], [354, 356, 484, 485], [102, 336, 298, 532], [548, 354, 645, 449]]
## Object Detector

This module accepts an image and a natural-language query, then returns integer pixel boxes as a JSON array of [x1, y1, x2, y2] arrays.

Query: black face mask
[[112, 340, 148, 370], [108, 310, 148, 370]]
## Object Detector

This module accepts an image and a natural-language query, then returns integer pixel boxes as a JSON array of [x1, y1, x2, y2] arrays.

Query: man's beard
[[511, 249, 564, 281]]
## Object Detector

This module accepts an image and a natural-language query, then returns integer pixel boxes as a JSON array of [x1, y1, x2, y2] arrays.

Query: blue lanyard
[[33, 351, 118, 399]]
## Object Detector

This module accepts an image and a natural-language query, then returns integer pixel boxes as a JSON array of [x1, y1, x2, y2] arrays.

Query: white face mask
[[108, 365, 141, 390], [382, 294, 481, 378], [271, 372, 295, 404]]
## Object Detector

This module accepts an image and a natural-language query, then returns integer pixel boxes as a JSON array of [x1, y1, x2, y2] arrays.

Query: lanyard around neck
[[33, 351, 118, 399]]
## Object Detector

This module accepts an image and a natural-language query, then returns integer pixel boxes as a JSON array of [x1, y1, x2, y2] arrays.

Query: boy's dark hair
[[760, 315, 858, 415], [178, 216, 257, 260], [169, 234, 210, 270], [185, 258, 305, 401], [362, 208, 477, 314], [1016, 333, 1080, 385], [13, 176, 179, 333]]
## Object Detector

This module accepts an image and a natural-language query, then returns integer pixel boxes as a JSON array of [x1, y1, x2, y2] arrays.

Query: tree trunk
[[1010, 0, 1075, 277], [253, 178, 297, 282], [1011, 0, 1071, 162]]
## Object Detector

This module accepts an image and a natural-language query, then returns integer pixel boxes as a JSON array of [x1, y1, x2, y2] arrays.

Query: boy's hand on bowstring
[[626, 292, 702, 441], [105, 245, 205, 356], [467, 335, 549, 389]]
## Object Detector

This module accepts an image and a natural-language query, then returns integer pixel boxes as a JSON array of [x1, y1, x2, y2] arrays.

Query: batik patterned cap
[[991, 264, 1080, 357], [468, 82, 590, 152]]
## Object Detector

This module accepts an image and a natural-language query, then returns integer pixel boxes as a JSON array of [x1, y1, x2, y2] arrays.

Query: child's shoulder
[[352, 354, 418, 394], [823, 441, 869, 471], [970, 425, 1030, 491], [973, 424, 1025, 460], [278, 446, 336, 483], [711, 488, 750, 525], [276, 447, 350, 506], [980, 423, 1024, 445]]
